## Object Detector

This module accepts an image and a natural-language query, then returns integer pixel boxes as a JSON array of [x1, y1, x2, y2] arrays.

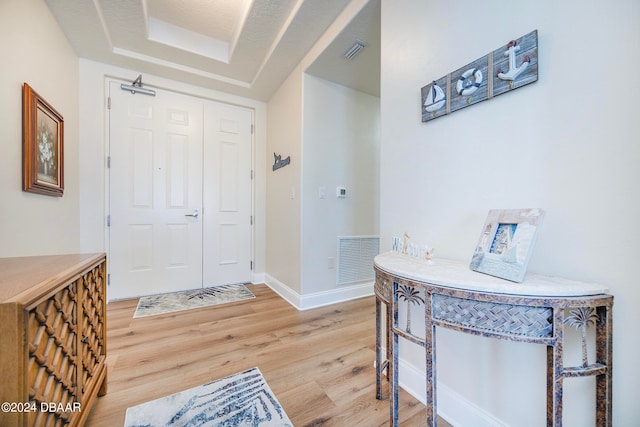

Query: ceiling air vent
[[344, 40, 366, 59]]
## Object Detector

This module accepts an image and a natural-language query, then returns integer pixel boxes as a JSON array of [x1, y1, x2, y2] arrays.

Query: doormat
[[133, 284, 255, 318], [124, 367, 292, 427]]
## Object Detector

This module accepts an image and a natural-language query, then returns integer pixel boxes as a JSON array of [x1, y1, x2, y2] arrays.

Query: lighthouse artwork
[[470, 208, 545, 282]]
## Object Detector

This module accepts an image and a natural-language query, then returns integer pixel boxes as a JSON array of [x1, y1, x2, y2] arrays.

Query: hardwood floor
[[85, 284, 452, 426]]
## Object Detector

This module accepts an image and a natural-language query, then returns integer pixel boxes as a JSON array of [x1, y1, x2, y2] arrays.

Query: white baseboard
[[298, 282, 374, 310], [263, 274, 373, 311], [251, 272, 266, 284], [397, 357, 507, 427], [263, 274, 302, 308]]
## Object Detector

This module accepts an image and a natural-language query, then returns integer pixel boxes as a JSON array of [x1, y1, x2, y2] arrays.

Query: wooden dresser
[[0, 253, 107, 426]]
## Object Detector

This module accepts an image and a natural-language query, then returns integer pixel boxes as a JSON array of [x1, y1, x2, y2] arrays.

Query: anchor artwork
[[421, 30, 538, 123]]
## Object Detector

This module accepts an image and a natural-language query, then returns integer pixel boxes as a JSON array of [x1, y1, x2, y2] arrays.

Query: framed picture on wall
[[23, 83, 64, 197], [469, 208, 545, 282]]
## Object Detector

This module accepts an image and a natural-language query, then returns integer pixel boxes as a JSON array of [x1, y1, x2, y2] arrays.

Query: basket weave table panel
[[433, 294, 553, 338], [374, 275, 391, 303]]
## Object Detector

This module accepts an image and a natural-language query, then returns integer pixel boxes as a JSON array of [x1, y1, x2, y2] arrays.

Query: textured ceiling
[[45, 0, 380, 100], [147, 0, 248, 41]]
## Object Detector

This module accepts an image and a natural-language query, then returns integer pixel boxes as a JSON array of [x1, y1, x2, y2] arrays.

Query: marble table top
[[374, 251, 609, 297]]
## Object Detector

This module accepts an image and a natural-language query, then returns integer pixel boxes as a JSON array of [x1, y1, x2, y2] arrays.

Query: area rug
[[124, 367, 292, 427], [133, 284, 255, 318]]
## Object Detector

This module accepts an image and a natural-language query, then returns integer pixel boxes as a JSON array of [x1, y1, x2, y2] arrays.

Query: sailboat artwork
[[421, 76, 448, 122], [420, 30, 538, 123], [424, 81, 446, 113]]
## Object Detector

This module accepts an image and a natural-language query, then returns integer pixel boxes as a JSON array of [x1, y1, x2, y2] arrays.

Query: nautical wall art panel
[[449, 55, 489, 114], [421, 30, 538, 123], [492, 30, 538, 97], [421, 76, 447, 121]]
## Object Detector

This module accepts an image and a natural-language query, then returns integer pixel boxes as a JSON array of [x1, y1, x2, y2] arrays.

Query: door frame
[[104, 77, 256, 299]]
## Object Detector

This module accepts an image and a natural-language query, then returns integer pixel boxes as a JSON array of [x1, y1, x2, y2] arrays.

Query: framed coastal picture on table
[[23, 83, 64, 197], [470, 208, 545, 282]]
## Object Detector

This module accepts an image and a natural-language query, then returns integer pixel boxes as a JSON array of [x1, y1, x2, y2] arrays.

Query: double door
[[108, 82, 252, 299]]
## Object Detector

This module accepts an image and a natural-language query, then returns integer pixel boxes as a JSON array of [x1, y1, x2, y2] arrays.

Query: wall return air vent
[[337, 236, 380, 286]]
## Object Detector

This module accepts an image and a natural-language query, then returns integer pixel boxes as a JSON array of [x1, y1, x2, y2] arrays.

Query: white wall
[[0, 0, 80, 257], [381, 0, 639, 425], [78, 59, 267, 280], [265, 68, 304, 294], [265, 0, 373, 302], [302, 75, 380, 295]]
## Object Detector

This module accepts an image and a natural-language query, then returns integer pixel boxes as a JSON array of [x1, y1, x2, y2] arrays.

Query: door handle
[[185, 209, 199, 218]]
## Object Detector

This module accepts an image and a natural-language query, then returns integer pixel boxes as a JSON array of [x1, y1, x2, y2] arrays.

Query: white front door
[[203, 102, 253, 286], [108, 82, 204, 299]]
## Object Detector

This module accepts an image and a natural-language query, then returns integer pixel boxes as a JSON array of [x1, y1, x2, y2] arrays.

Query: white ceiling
[[45, 0, 380, 100]]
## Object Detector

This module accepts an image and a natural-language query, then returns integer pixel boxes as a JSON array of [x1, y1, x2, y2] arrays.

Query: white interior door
[[108, 82, 204, 299], [203, 102, 253, 286]]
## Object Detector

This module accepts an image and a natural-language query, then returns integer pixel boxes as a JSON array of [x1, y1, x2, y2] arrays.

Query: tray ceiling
[[45, 0, 380, 100]]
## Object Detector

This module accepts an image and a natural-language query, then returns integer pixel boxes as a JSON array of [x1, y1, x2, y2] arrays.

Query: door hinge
[[107, 97, 111, 110], [250, 215, 253, 225], [250, 261, 253, 270], [250, 169, 254, 180], [107, 156, 111, 168], [107, 273, 111, 286], [251, 124, 254, 134], [106, 215, 111, 227]]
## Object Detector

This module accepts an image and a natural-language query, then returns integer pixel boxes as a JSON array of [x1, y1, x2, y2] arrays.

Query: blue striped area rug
[[124, 367, 292, 427], [133, 284, 255, 318]]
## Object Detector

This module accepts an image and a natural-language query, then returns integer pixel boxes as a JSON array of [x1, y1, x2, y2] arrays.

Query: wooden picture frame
[[23, 83, 64, 197], [470, 208, 545, 282]]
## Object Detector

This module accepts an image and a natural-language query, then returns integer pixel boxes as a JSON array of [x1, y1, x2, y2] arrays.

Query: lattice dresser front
[[0, 253, 107, 427]]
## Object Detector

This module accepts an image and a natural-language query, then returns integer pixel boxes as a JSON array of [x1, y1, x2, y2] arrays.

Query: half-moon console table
[[373, 251, 613, 427]]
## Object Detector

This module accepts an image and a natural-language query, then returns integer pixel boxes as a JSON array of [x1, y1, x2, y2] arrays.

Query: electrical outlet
[[328, 257, 335, 269]]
